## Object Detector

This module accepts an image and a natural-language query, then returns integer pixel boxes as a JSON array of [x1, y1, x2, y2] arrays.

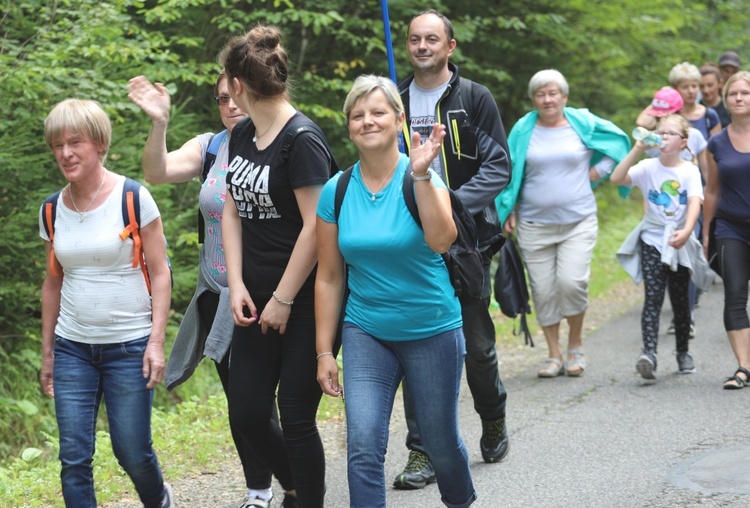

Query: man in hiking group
[[393, 9, 513, 489]]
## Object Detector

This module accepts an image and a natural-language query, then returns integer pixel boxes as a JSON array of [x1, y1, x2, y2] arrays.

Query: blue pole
[[381, 0, 397, 83], [381, 0, 405, 151]]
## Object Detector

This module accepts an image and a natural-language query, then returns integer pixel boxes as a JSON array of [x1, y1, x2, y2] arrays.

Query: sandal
[[565, 348, 586, 377], [723, 367, 750, 390], [538, 358, 564, 378]]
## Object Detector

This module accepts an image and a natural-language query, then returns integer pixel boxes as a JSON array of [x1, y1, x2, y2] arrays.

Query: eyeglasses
[[655, 131, 684, 139], [214, 95, 231, 106]]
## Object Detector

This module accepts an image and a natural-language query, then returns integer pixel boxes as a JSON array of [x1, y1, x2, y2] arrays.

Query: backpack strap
[[198, 129, 227, 244], [42, 191, 62, 276], [201, 129, 227, 183], [280, 117, 340, 177], [118, 178, 151, 294], [333, 166, 354, 221], [401, 170, 424, 229]]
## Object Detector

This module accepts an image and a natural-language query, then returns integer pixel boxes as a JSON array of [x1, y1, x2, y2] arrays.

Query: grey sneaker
[[677, 352, 696, 374], [161, 482, 174, 508], [636, 352, 657, 380], [392, 450, 436, 490]]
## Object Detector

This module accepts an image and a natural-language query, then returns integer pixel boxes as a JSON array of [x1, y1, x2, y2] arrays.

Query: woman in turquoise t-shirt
[[315, 75, 476, 508]]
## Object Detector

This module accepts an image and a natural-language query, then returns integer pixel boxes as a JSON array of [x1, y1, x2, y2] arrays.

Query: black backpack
[[493, 239, 533, 346], [42, 177, 172, 294], [334, 166, 484, 307]]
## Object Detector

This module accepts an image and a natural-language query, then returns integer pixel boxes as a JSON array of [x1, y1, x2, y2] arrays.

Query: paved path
[[321, 278, 750, 508]]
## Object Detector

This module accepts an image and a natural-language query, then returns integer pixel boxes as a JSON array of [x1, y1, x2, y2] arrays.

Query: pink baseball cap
[[645, 86, 684, 117]]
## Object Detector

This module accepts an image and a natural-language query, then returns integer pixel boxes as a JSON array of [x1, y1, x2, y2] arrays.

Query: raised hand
[[410, 123, 447, 175], [127, 75, 171, 124]]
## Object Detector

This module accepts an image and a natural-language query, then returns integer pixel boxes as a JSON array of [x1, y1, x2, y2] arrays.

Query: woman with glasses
[[612, 114, 710, 380], [128, 73, 283, 507], [495, 69, 631, 378], [703, 71, 750, 389]]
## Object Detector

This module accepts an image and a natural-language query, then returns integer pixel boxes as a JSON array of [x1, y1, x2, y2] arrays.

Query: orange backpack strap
[[119, 178, 152, 294], [42, 192, 61, 276]]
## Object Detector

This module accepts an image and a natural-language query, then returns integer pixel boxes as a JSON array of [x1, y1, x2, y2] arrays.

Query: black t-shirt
[[226, 112, 331, 302]]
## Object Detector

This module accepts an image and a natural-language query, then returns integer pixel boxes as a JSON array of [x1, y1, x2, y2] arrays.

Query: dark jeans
[[640, 243, 691, 354], [198, 291, 275, 491], [404, 265, 508, 454], [228, 298, 325, 507], [717, 237, 750, 331]]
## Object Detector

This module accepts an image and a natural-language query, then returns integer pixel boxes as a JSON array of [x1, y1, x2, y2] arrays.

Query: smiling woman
[[314, 75, 476, 507]]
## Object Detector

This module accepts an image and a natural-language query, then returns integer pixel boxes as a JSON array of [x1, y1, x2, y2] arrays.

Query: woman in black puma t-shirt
[[219, 25, 334, 508]]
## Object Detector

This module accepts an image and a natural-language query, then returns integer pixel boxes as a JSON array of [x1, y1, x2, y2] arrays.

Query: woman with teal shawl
[[495, 69, 630, 378]]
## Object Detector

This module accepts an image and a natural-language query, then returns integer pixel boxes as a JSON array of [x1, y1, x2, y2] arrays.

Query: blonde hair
[[657, 114, 696, 165], [668, 62, 701, 87], [44, 99, 111, 164], [722, 70, 750, 104], [343, 75, 404, 121]]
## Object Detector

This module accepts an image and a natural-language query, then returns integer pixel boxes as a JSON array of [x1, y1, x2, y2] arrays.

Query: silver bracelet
[[316, 352, 334, 360], [272, 291, 294, 306], [411, 170, 432, 181]]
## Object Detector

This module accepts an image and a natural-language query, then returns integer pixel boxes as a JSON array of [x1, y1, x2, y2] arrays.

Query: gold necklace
[[253, 107, 284, 143], [69, 172, 107, 222], [362, 160, 398, 202]]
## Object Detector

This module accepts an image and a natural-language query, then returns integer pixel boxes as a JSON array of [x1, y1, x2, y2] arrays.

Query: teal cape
[[495, 107, 632, 226]]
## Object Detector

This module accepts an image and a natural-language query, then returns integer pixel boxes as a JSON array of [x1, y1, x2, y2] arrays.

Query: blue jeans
[[53, 336, 166, 508], [343, 323, 476, 508], [405, 265, 507, 453]]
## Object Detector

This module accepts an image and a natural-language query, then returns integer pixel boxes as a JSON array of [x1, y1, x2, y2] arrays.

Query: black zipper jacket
[[399, 62, 511, 254]]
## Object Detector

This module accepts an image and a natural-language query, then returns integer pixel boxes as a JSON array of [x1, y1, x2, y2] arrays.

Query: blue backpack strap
[[202, 129, 227, 183], [199, 129, 227, 244], [333, 166, 354, 222]]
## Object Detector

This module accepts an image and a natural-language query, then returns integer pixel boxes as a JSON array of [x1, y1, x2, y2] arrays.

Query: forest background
[[1, 0, 749, 478]]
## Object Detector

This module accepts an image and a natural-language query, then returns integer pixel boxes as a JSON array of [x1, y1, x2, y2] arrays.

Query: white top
[[519, 124, 613, 224], [39, 174, 160, 344], [409, 76, 451, 178], [628, 157, 703, 250]]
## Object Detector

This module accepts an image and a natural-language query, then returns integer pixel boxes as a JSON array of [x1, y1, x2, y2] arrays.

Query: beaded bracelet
[[316, 352, 334, 360], [272, 291, 294, 306]]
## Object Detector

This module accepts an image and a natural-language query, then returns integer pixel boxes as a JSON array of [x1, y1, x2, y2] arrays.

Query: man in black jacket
[[393, 9, 512, 490]]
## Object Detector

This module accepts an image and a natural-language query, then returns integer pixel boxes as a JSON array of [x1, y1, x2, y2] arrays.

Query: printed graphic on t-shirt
[[648, 179, 687, 217], [410, 115, 435, 142], [227, 157, 280, 219]]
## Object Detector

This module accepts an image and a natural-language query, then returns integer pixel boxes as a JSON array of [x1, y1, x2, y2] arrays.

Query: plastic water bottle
[[632, 127, 665, 148]]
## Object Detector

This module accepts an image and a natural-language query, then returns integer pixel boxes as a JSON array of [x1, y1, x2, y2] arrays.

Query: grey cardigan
[[616, 211, 714, 292], [165, 261, 234, 391]]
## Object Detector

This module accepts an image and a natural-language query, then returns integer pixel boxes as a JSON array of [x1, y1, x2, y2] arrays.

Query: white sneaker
[[636, 353, 657, 380], [240, 493, 274, 508]]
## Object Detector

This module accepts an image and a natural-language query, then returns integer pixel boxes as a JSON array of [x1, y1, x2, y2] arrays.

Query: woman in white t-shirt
[[612, 114, 711, 380], [39, 99, 173, 507]]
